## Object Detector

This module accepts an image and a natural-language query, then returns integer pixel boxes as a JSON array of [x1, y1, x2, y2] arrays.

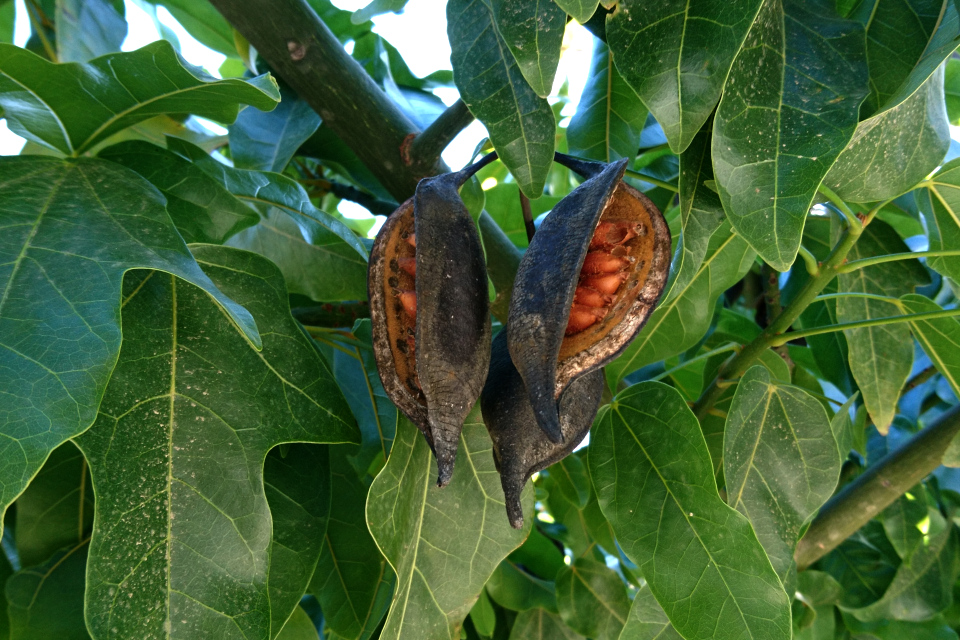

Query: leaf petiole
[[837, 249, 960, 273], [769, 306, 960, 347]]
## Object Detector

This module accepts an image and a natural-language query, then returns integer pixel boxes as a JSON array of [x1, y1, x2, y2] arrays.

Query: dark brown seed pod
[[507, 154, 671, 443], [481, 330, 604, 529], [369, 155, 495, 487]]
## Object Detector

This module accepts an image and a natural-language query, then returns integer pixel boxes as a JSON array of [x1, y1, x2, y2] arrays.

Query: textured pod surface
[[508, 156, 671, 442], [481, 331, 604, 529], [369, 163, 492, 486]]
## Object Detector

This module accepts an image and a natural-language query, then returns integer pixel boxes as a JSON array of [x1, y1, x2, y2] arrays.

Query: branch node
[[287, 40, 307, 60]]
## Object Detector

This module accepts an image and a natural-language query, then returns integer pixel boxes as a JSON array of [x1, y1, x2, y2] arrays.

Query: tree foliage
[[2, 0, 960, 638]]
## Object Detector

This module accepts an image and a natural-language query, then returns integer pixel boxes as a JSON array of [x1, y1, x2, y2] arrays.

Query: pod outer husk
[[481, 331, 603, 529], [414, 171, 492, 487], [507, 159, 628, 443]]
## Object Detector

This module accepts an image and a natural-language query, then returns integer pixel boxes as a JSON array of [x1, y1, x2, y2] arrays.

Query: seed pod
[[481, 330, 603, 529], [369, 156, 495, 487], [507, 154, 671, 442]]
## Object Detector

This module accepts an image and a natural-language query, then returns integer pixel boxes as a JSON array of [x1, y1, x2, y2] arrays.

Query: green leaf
[[880, 485, 928, 560], [821, 535, 900, 609], [713, 0, 869, 271], [143, 0, 238, 56], [0, 156, 260, 538], [547, 455, 590, 510], [13, 442, 92, 568], [448, 0, 555, 197], [324, 320, 397, 477], [901, 294, 960, 397], [491, 0, 565, 97], [0, 0, 13, 44], [352, 0, 409, 24], [920, 158, 960, 283], [606, 222, 755, 385], [946, 57, 960, 124], [482, 181, 562, 248], [856, 0, 960, 117], [55, 0, 126, 62], [567, 40, 646, 162], [849, 509, 957, 622], [618, 587, 683, 640], [507, 528, 566, 581], [668, 120, 725, 302], [264, 444, 332, 639], [555, 557, 629, 640], [470, 590, 497, 636], [229, 84, 322, 173], [724, 366, 840, 580], [98, 140, 260, 244], [824, 65, 949, 203], [837, 219, 928, 432], [797, 570, 844, 606], [0, 41, 279, 155], [842, 613, 960, 640], [606, 0, 763, 153], [591, 382, 792, 640], [794, 605, 835, 640], [166, 138, 370, 302], [311, 448, 394, 640], [367, 412, 532, 640], [830, 393, 860, 457], [485, 561, 557, 613], [552, 0, 598, 24], [6, 541, 89, 640], [73, 246, 358, 639], [508, 608, 583, 640], [277, 607, 321, 640]]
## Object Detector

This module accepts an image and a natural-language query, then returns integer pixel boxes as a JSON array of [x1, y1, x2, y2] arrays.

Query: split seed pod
[[508, 154, 671, 442], [369, 156, 495, 487], [481, 331, 604, 529]]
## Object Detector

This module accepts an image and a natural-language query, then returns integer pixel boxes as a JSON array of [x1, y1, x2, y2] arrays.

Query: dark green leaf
[[880, 485, 928, 560], [366, 412, 532, 640], [448, 0, 555, 197], [311, 448, 394, 640], [14, 442, 92, 568], [849, 509, 957, 622], [797, 570, 844, 606], [492, 0, 565, 97], [618, 587, 683, 640], [144, 0, 237, 56], [229, 84, 322, 173], [606, 221, 755, 385], [471, 590, 497, 637], [568, 41, 646, 163], [555, 557, 629, 640], [325, 320, 396, 477], [830, 393, 859, 458], [0, 0, 13, 44], [547, 455, 590, 510], [264, 444, 332, 638], [946, 58, 960, 124], [902, 294, 960, 397], [98, 140, 259, 244], [0, 156, 259, 539], [591, 382, 792, 640], [482, 181, 561, 248], [6, 541, 89, 640], [821, 538, 899, 609], [917, 165, 960, 287], [856, 0, 960, 117], [486, 561, 557, 613], [725, 366, 840, 580], [606, 0, 763, 153], [842, 613, 959, 639], [277, 607, 321, 640], [553, 0, 598, 24], [74, 246, 358, 639], [0, 41, 279, 155], [668, 119, 725, 302], [714, 0, 868, 271], [508, 608, 583, 640], [55, 0, 126, 62], [167, 137, 370, 302], [507, 527, 566, 581], [837, 219, 928, 431], [824, 65, 949, 203]]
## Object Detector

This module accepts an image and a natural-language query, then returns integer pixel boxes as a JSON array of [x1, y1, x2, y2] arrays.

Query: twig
[[406, 99, 475, 171], [519, 190, 535, 243]]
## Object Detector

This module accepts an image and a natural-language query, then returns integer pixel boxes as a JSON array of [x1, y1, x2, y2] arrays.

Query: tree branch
[[795, 405, 960, 569], [406, 99, 475, 172]]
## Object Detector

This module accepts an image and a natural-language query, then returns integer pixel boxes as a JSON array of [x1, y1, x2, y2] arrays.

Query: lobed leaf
[[591, 382, 792, 640], [74, 246, 358, 639], [0, 41, 279, 155]]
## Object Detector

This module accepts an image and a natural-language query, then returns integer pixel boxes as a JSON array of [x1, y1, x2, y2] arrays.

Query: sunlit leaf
[[492, 0, 565, 97]]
